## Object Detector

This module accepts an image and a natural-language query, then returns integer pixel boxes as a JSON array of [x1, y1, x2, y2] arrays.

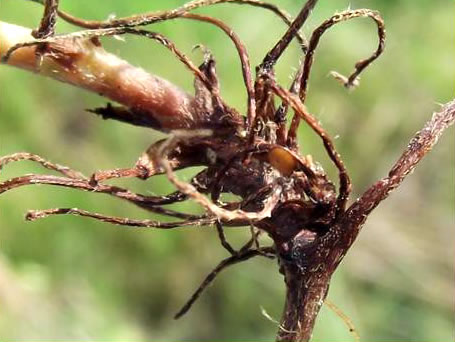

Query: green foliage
[[0, 0, 453, 340]]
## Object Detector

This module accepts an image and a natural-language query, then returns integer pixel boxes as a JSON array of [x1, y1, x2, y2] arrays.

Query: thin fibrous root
[[215, 220, 238, 255], [0, 173, 194, 220], [260, 0, 317, 70], [257, 0, 320, 140], [0, 152, 86, 179], [158, 129, 283, 222], [298, 8, 386, 99], [287, 9, 386, 147], [25, 207, 217, 228], [325, 299, 360, 342], [32, 0, 59, 39], [30, 0, 307, 49], [174, 245, 275, 319]]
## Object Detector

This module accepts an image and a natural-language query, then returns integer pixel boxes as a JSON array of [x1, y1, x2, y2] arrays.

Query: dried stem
[[324, 300, 359, 342], [277, 101, 455, 342], [336, 100, 455, 253]]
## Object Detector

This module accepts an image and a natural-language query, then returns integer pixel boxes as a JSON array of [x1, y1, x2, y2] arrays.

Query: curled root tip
[[25, 209, 45, 221]]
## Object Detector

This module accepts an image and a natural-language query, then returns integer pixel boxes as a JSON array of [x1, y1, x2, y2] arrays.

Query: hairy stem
[[276, 101, 455, 342], [337, 100, 455, 254]]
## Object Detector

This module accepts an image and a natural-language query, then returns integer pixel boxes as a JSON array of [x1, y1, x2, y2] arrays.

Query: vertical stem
[[277, 261, 331, 342]]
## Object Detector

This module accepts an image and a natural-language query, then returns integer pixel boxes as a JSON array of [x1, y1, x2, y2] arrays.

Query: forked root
[[174, 244, 275, 319], [0, 153, 193, 219]]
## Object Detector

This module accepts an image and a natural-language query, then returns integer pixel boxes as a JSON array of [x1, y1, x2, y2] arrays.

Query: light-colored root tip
[[325, 299, 360, 342], [330, 71, 359, 89]]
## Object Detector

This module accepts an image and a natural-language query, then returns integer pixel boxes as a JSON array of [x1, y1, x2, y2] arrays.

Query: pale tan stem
[[0, 21, 197, 131]]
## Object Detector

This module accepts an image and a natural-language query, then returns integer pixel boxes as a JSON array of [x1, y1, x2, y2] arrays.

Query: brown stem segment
[[276, 263, 331, 342]]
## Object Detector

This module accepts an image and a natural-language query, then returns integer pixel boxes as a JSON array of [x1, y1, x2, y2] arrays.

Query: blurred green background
[[0, 0, 453, 340]]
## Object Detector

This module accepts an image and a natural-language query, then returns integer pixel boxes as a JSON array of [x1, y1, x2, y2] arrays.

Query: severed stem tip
[[0, 21, 198, 132]]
